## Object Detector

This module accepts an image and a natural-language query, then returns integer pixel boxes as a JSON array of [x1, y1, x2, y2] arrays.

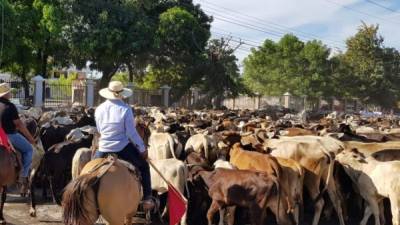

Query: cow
[[41, 134, 93, 204], [280, 127, 315, 136], [71, 148, 92, 180], [343, 141, 400, 156], [264, 136, 346, 225], [148, 132, 182, 160], [275, 157, 304, 225], [213, 159, 236, 170], [196, 168, 281, 225], [229, 143, 295, 225], [336, 148, 400, 225], [184, 133, 218, 163], [150, 158, 189, 225]]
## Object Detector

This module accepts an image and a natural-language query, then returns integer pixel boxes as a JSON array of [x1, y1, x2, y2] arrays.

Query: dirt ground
[[2, 191, 366, 225]]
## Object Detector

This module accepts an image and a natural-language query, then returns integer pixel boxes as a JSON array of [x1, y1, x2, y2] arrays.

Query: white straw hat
[[99, 81, 132, 100], [0, 83, 12, 97]]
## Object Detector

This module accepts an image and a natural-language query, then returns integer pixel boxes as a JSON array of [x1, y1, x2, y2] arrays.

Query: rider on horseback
[[94, 81, 154, 211], [0, 83, 35, 194]]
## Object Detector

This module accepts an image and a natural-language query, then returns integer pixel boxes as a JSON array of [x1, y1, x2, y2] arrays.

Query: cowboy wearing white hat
[[94, 81, 154, 210], [0, 83, 35, 194]]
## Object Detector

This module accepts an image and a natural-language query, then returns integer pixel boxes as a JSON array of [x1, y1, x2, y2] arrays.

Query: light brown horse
[[62, 156, 141, 225], [0, 146, 21, 224]]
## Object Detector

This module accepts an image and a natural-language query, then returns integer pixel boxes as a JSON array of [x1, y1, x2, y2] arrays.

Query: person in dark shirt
[[0, 83, 35, 194]]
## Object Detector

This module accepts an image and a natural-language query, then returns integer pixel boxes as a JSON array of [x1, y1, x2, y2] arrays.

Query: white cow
[[71, 148, 92, 180], [150, 158, 188, 225], [336, 149, 400, 225], [184, 133, 218, 162], [213, 159, 236, 170], [148, 132, 182, 160]]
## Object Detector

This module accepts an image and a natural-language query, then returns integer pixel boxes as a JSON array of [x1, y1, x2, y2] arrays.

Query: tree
[[243, 34, 333, 105], [63, 0, 155, 88], [135, 4, 211, 100], [1, 0, 66, 98], [343, 23, 400, 109], [201, 38, 245, 108]]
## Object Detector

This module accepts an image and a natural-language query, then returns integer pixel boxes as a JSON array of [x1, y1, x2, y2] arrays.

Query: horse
[[62, 156, 141, 225], [0, 145, 21, 224], [63, 119, 151, 225]]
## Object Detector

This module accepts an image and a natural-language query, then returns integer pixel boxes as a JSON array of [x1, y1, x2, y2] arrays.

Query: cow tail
[[203, 136, 209, 162], [313, 139, 335, 203], [271, 175, 280, 221], [183, 163, 190, 199], [168, 135, 178, 159]]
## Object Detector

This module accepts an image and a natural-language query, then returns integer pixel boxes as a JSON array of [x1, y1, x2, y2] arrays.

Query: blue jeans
[[94, 143, 152, 200], [8, 133, 33, 177]]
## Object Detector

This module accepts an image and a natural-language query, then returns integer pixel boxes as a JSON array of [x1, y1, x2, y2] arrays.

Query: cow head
[[336, 148, 367, 167]]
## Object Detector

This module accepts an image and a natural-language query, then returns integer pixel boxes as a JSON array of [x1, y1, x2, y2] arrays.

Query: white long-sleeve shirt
[[95, 99, 145, 153]]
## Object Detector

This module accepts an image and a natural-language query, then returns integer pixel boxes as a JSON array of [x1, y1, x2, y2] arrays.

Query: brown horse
[[63, 156, 141, 225], [0, 146, 21, 224]]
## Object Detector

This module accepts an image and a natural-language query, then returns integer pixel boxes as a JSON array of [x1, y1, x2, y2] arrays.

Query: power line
[[212, 32, 260, 48], [365, 0, 400, 14], [211, 14, 283, 38], [210, 20, 400, 67], [203, 8, 346, 49], [212, 28, 265, 45], [324, 0, 400, 26], [199, 0, 346, 48]]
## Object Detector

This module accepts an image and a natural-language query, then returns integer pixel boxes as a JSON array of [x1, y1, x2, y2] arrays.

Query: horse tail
[[62, 172, 99, 225]]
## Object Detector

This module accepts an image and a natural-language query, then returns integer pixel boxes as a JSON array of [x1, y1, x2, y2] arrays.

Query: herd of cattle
[[13, 106, 400, 225]]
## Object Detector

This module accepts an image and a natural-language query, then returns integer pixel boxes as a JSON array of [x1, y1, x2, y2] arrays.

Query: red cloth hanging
[[0, 127, 11, 152], [168, 183, 187, 225]]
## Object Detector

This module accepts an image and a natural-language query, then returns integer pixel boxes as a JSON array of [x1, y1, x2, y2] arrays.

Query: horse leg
[[0, 186, 7, 225]]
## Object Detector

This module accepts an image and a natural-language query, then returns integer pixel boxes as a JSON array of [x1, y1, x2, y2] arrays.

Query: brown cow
[[264, 136, 346, 225], [229, 143, 295, 225], [197, 168, 281, 225]]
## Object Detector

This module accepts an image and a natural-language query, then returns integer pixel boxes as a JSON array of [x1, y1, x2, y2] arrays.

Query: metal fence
[[44, 82, 86, 108], [93, 84, 163, 107], [0, 79, 33, 106]]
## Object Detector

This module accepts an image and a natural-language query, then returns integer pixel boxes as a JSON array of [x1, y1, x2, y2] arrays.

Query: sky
[[192, 0, 400, 65]]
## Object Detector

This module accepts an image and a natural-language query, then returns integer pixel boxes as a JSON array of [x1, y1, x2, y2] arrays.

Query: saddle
[[90, 154, 141, 182]]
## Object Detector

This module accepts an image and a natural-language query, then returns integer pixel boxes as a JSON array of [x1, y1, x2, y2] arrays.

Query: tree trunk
[[41, 38, 50, 78], [99, 66, 119, 88], [127, 64, 134, 83]]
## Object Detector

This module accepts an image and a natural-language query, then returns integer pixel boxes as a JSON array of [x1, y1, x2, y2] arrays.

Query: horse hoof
[[29, 208, 36, 217]]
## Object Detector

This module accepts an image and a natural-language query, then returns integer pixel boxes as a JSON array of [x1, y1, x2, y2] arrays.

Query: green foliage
[[342, 23, 400, 108], [63, 0, 154, 87], [48, 73, 76, 97], [202, 38, 244, 98], [243, 34, 333, 102], [111, 72, 129, 85]]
